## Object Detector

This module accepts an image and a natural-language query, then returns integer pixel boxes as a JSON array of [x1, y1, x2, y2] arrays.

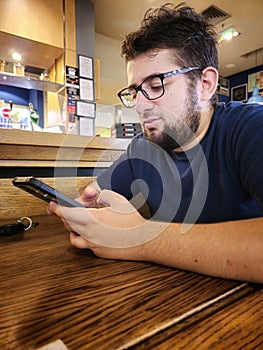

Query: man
[[49, 3, 263, 283]]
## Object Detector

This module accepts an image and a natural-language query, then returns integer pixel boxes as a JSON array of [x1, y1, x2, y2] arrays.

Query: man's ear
[[200, 67, 219, 101]]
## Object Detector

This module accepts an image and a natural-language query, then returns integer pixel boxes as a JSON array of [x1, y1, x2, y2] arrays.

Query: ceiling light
[[11, 52, 22, 61], [219, 27, 240, 42], [225, 63, 235, 69]]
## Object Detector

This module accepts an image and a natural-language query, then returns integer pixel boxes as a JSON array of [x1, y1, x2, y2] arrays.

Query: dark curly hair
[[121, 2, 218, 69], [121, 2, 219, 105]]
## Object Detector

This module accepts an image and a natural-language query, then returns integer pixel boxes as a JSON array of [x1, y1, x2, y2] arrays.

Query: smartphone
[[12, 177, 86, 208]]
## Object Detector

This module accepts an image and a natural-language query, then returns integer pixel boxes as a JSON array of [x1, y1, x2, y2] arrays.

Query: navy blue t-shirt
[[97, 102, 263, 223]]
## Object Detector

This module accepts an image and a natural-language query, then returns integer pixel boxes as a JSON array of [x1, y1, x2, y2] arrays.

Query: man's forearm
[[138, 217, 263, 283]]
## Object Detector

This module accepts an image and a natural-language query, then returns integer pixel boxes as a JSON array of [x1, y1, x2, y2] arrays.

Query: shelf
[[0, 31, 64, 70], [0, 72, 64, 93]]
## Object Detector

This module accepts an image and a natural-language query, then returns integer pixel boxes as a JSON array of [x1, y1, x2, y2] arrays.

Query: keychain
[[0, 217, 39, 236]]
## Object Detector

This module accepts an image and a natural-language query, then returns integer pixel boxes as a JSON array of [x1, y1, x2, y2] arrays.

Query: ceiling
[[91, 0, 263, 78]]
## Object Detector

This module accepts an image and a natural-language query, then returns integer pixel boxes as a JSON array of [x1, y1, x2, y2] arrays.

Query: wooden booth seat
[[0, 129, 129, 220]]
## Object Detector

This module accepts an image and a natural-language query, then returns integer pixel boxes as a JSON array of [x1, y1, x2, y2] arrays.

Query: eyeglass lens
[[120, 75, 164, 107]]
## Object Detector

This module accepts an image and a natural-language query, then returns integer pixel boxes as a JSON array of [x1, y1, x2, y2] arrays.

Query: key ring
[[18, 217, 33, 231]]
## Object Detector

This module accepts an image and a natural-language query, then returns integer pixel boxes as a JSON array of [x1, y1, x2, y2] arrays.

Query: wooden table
[[137, 287, 263, 350], [0, 215, 261, 350]]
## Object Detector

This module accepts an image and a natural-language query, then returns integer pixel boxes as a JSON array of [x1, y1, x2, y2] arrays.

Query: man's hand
[[48, 189, 147, 259]]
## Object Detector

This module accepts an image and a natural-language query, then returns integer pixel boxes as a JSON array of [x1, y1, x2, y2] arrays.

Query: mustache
[[140, 109, 171, 122]]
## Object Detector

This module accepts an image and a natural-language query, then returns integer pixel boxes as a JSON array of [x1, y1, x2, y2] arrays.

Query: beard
[[143, 85, 201, 153]]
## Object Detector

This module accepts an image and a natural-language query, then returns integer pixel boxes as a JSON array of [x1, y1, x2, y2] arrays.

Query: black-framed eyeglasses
[[117, 66, 201, 108]]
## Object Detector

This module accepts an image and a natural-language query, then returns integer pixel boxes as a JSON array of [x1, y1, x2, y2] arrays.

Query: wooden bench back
[[0, 177, 93, 220], [0, 129, 129, 219]]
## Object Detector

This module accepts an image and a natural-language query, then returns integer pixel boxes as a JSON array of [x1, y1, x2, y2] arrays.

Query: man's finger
[[97, 190, 136, 214], [70, 232, 93, 249]]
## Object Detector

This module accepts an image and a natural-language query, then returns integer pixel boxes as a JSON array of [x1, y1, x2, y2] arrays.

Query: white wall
[[94, 33, 140, 132], [95, 33, 127, 105]]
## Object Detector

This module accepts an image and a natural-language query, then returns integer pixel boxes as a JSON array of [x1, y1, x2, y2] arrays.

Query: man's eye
[[150, 85, 163, 90]]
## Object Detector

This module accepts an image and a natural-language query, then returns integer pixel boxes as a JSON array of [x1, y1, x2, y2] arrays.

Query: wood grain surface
[[0, 144, 125, 163], [0, 129, 129, 220], [0, 215, 250, 350], [132, 286, 262, 350], [0, 177, 93, 220], [0, 129, 130, 149]]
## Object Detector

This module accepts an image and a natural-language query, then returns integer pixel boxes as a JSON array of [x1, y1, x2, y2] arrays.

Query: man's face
[[127, 49, 202, 152]]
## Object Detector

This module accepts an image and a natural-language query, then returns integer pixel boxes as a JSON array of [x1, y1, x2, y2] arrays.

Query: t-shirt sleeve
[[97, 146, 135, 200]]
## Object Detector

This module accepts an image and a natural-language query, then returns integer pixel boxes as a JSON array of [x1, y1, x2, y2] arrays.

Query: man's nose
[[135, 91, 154, 114]]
